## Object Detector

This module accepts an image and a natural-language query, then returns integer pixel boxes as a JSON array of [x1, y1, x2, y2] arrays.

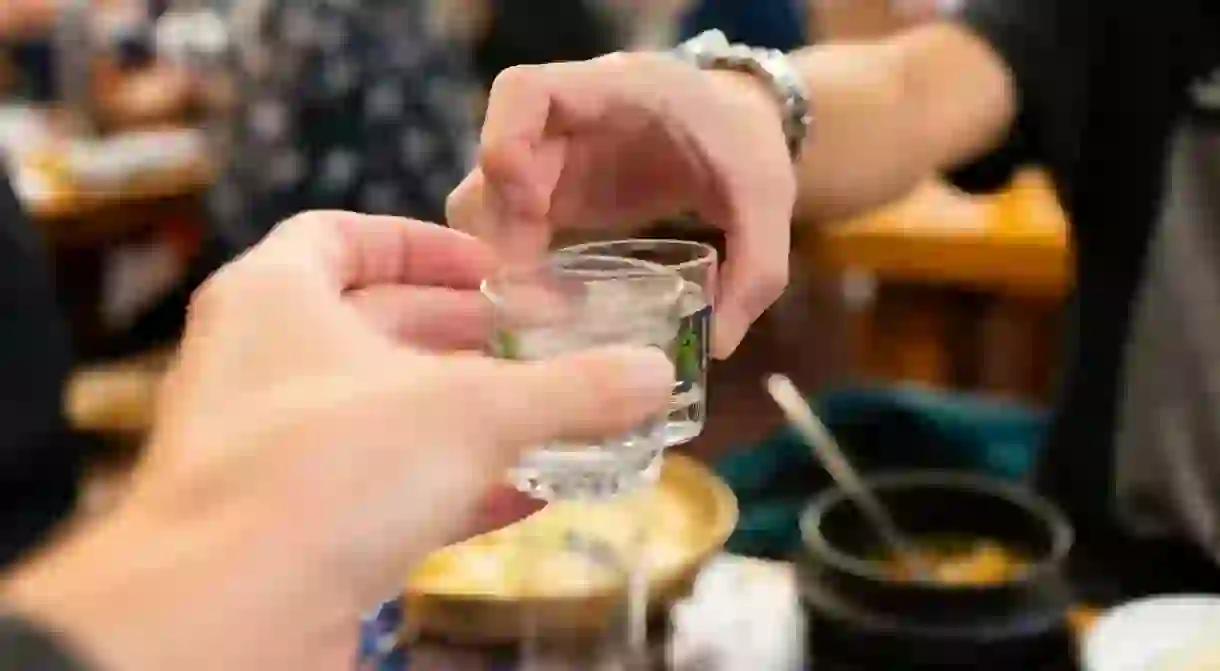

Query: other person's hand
[[448, 52, 797, 358], [4, 212, 674, 670]]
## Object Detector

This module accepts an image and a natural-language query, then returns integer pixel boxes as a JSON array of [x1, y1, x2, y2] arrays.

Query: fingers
[[691, 74, 798, 358], [714, 205, 791, 358], [478, 55, 671, 210], [478, 62, 579, 219], [480, 54, 677, 158], [462, 345, 675, 451], [465, 53, 798, 357], [447, 168, 552, 264], [253, 211, 496, 292], [477, 129, 570, 226], [466, 486, 545, 538], [446, 170, 488, 235], [346, 286, 491, 352]]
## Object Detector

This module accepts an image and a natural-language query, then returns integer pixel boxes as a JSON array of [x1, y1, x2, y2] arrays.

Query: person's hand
[[448, 52, 797, 358], [4, 212, 674, 671]]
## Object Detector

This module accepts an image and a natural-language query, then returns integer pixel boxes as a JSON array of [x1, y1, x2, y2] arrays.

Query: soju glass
[[483, 254, 685, 499], [482, 254, 684, 668], [558, 240, 717, 447]]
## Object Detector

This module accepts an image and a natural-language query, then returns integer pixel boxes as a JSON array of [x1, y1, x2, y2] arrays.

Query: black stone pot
[[797, 472, 1076, 669]]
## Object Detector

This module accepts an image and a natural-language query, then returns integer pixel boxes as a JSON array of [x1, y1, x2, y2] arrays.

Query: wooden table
[[1, 106, 214, 234], [810, 169, 1071, 400], [11, 135, 214, 243], [23, 158, 213, 226]]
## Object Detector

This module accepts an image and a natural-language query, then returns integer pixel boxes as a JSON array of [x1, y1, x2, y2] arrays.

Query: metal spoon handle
[[766, 374, 930, 574]]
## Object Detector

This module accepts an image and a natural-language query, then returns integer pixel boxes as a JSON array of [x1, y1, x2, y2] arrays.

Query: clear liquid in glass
[[498, 279, 680, 502], [667, 282, 710, 446]]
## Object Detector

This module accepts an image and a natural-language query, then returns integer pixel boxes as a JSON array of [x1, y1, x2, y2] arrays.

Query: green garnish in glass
[[677, 325, 699, 384], [496, 330, 520, 360]]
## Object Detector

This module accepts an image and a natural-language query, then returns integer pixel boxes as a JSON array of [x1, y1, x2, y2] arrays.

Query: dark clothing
[[473, 0, 618, 91], [4, 41, 58, 102], [0, 175, 80, 568], [0, 617, 86, 671], [680, 0, 807, 52], [951, 0, 1220, 590], [127, 0, 480, 349], [208, 0, 477, 252]]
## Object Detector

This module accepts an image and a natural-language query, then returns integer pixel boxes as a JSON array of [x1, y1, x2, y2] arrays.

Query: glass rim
[[480, 253, 686, 311], [556, 238, 717, 272]]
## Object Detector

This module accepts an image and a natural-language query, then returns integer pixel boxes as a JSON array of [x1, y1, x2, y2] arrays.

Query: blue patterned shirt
[[208, 0, 477, 249]]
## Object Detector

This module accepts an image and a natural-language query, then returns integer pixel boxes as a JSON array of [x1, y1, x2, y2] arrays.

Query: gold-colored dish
[[404, 454, 738, 644]]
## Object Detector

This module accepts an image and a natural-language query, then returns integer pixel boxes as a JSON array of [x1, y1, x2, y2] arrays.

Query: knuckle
[[602, 50, 686, 93], [189, 254, 299, 319], [603, 49, 666, 72], [593, 50, 634, 70], [265, 210, 330, 240], [489, 64, 541, 97]]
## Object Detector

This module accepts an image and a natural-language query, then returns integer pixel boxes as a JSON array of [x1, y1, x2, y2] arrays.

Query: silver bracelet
[[674, 29, 812, 161]]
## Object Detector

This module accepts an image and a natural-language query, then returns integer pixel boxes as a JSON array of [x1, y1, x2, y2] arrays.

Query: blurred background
[[0, 0, 1066, 513], [0, 2, 1098, 662]]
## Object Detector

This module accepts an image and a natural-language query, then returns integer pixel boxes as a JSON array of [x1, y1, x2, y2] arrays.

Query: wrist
[[705, 68, 790, 139], [4, 500, 360, 670], [2, 510, 171, 670], [675, 30, 812, 160], [701, 68, 798, 168]]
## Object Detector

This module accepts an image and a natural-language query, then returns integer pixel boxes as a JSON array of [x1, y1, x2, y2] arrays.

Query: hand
[[448, 52, 797, 358], [4, 212, 675, 671]]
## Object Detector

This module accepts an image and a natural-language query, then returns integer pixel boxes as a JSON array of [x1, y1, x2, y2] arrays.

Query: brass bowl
[[403, 454, 738, 644]]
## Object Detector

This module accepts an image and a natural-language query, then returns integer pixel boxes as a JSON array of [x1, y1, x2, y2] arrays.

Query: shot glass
[[558, 240, 717, 447], [482, 254, 685, 501]]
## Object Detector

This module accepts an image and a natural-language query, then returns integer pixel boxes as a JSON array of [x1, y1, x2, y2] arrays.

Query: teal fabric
[[713, 386, 1047, 559]]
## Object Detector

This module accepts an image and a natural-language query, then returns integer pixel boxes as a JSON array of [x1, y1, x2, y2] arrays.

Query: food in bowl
[[881, 535, 1031, 586], [409, 485, 700, 598], [798, 473, 1074, 668]]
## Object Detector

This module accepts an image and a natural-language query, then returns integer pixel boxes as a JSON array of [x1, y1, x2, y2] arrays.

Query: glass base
[[665, 385, 705, 447], [662, 420, 704, 447], [511, 448, 664, 502]]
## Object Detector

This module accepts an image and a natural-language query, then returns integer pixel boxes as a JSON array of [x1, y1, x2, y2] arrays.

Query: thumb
[[472, 345, 676, 451]]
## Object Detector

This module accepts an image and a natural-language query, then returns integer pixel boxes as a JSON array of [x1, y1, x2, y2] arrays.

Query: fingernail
[[609, 346, 676, 395]]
